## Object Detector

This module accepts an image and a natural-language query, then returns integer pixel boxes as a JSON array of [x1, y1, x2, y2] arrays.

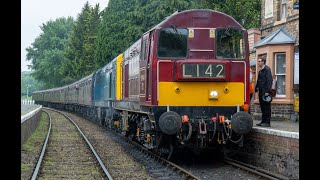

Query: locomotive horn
[[159, 111, 182, 135], [231, 111, 253, 134]]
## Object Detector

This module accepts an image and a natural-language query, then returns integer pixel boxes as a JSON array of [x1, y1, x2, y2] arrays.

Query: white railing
[[21, 100, 35, 105]]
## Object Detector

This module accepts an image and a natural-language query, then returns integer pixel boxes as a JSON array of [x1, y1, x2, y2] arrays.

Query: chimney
[[247, 28, 261, 52]]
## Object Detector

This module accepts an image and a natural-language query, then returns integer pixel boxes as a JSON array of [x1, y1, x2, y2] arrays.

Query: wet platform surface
[[252, 119, 299, 139], [253, 119, 299, 133], [21, 104, 41, 116]]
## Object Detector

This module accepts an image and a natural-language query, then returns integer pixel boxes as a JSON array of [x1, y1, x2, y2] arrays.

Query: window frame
[[274, 53, 286, 98], [215, 27, 246, 60], [265, 0, 274, 19], [157, 27, 189, 59], [281, 0, 287, 20]]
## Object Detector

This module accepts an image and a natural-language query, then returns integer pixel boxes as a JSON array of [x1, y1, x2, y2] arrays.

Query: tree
[[21, 71, 45, 97], [61, 2, 102, 80], [94, 0, 193, 67], [25, 0, 261, 89], [25, 17, 74, 88], [94, 0, 137, 67], [193, 0, 261, 29]]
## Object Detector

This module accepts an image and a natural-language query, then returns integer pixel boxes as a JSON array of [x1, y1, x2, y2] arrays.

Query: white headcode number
[[205, 64, 224, 77], [216, 64, 224, 77], [205, 64, 212, 76], [182, 63, 225, 78]]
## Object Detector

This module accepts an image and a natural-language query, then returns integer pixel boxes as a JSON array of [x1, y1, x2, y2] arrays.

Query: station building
[[248, 0, 299, 121]]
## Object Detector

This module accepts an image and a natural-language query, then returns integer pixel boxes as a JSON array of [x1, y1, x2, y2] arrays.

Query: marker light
[[209, 90, 218, 100]]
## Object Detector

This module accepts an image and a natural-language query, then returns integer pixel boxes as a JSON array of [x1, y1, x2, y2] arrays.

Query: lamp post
[[26, 84, 31, 98]]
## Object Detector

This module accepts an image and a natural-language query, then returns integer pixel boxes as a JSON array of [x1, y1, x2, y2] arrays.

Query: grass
[[21, 113, 48, 152], [21, 95, 33, 100], [21, 112, 49, 177], [43, 158, 54, 166], [21, 163, 33, 172]]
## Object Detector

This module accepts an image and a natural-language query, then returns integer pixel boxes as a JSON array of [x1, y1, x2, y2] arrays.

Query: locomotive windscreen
[[216, 27, 246, 59], [157, 26, 188, 58]]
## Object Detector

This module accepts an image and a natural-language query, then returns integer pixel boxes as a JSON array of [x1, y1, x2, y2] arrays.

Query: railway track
[[62, 110, 200, 179], [26, 108, 293, 179], [106, 127, 201, 180], [171, 146, 293, 179], [223, 157, 292, 180], [31, 108, 112, 179]]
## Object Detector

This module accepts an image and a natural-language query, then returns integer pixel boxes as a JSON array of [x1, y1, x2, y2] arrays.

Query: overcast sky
[[21, 0, 109, 72]]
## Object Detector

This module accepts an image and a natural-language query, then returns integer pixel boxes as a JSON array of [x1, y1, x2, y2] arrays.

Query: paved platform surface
[[253, 119, 299, 133], [21, 104, 41, 116], [252, 119, 299, 139]]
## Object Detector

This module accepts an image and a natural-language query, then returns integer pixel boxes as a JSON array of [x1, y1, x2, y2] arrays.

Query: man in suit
[[255, 57, 273, 127]]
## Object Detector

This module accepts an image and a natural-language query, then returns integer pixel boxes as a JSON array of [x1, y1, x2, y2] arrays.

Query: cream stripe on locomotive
[[158, 82, 244, 106]]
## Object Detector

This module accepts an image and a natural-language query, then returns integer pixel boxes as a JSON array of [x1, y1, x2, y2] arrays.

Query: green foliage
[[94, 0, 193, 67], [25, 0, 261, 89], [61, 2, 102, 80], [21, 112, 48, 151], [195, 0, 261, 29], [25, 17, 75, 88], [94, 0, 136, 67], [21, 71, 45, 97]]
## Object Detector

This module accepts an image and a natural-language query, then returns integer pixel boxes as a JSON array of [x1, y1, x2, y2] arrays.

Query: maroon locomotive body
[[114, 9, 252, 158]]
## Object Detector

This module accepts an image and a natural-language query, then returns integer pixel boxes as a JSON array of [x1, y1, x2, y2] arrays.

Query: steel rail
[[114, 129, 200, 180], [224, 157, 290, 180], [31, 110, 52, 180], [43, 107, 113, 180]]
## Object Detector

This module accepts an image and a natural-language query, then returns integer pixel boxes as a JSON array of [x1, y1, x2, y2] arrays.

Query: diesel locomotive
[[33, 9, 253, 159]]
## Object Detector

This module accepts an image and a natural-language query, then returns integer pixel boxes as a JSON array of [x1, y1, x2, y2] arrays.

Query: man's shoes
[[260, 123, 271, 127], [256, 122, 263, 126]]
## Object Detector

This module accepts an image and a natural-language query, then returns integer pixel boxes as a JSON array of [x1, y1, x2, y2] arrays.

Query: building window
[[265, 0, 273, 19], [275, 53, 286, 97], [281, 0, 287, 19]]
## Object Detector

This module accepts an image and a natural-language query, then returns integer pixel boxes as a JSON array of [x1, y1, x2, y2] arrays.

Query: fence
[[21, 100, 35, 105]]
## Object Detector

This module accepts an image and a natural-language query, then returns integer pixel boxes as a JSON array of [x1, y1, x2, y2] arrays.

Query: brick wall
[[261, 19, 299, 45], [261, 0, 299, 26], [21, 110, 42, 145], [233, 132, 299, 178], [260, 0, 299, 45], [248, 28, 261, 52], [251, 102, 294, 121], [248, 28, 261, 66]]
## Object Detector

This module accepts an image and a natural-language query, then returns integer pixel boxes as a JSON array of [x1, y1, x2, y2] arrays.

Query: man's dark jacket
[[255, 65, 273, 94]]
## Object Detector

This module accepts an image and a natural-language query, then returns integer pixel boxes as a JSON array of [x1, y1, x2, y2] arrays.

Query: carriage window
[[216, 27, 245, 59], [157, 27, 188, 58]]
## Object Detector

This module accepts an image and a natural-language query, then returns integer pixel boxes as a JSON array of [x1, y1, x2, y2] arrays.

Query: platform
[[235, 119, 299, 179], [252, 118, 299, 139]]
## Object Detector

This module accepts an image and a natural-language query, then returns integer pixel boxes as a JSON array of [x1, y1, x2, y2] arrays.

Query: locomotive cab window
[[157, 27, 188, 58], [216, 27, 245, 59]]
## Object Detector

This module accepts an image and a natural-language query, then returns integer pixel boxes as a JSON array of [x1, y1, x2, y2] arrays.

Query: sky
[[21, 0, 109, 72]]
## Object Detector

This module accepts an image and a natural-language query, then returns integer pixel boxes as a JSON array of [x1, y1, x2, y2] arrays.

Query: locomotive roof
[[144, 9, 245, 35]]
